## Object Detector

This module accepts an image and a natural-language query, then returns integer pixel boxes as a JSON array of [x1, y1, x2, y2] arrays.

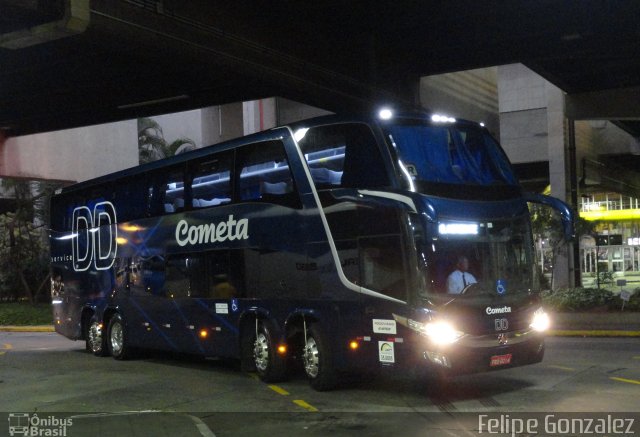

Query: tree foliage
[[0, 179, 60, 303], [529, 201, 598, 290], [138, 117, 196, 163]]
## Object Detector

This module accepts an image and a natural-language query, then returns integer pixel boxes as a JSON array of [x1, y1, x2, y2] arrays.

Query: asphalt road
[[1, 333, 639, 436]]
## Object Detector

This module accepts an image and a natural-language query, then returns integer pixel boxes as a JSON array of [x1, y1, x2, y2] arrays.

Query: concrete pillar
[[546, 82, 568, 202], [498, 64, 573, 289], [201, 103, 244, 146], [546, 82, 572, 288], [242, 98, 277, 136], [498, 64, 549, 164]]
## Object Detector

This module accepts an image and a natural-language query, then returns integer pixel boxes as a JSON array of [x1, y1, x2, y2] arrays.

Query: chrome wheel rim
[[254, 332, 269, 372], [303, 337, 319, 378], [88, 321, 102, 354], [110, 322, 123, 356]]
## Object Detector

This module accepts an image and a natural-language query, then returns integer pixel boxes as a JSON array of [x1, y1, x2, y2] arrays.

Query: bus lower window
[[137, 251, 245, 299]]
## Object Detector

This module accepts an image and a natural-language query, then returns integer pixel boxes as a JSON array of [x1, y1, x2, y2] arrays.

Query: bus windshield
[[383, 120, 518, 186], [418, 215, 537, 301]]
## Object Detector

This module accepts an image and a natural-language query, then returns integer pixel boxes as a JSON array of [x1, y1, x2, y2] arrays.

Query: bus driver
[[447, 255, 477, 294]]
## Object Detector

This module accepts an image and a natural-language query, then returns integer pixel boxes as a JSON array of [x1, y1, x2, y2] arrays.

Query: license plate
[[490, 353, 512, 367]]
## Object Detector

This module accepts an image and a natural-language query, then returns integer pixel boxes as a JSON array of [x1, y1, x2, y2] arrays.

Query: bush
[[598, 271, 614, 286], [0, 302, 52, 325], [618, 288, 640, 311], [542, 287, 614, 311], [542, 287, 640, 312]]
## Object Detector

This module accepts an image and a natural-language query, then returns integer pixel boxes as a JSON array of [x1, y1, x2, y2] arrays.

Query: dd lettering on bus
[[71, 201, 117, 271]]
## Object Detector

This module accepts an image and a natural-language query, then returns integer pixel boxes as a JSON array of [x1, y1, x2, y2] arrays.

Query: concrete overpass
[[3, 1, 640, 290], [2, 1, 640, 136], [1, 0, 640, 198]]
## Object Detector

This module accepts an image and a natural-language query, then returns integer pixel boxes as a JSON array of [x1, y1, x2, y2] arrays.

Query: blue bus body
[[49, 111, 572, 390]]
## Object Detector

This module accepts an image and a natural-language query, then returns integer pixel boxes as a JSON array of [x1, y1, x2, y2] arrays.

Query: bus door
[[166, 249, 246, 357], [319, 194, 413, 369], [292, 120, 415, 367], [124, 254, 183, 352]]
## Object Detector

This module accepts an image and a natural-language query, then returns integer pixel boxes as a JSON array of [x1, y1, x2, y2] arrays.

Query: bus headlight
[[530, 308, 550, 332], [408, 319, 464, 345], [425, 321, 465, 345]]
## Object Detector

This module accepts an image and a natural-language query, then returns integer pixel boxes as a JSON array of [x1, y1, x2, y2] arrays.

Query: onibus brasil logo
[[8, 413, 73, 436]]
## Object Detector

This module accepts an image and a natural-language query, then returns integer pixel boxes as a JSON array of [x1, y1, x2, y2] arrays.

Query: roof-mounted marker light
[[294, 128, 309, 142], [431, 114, 456, 123], [378, 108, 393, 120]]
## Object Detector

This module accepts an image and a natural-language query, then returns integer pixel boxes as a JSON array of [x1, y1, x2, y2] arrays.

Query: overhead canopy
[[1, 0, 640, 137]]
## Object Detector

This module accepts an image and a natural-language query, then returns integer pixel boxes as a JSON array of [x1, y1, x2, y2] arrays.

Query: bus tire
[[253, 320, 287, 382], [303, 323, 337, 391], [86, 317, 108, 357], [240, 323, 256, 372], [108, 313, 133, 360]]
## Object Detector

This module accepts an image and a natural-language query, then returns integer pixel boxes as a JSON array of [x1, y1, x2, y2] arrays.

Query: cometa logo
[[486, 306, 512, 315], [175, 215, 249, 247]]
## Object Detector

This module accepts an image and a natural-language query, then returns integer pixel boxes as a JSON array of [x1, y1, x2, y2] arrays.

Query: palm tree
[[138, 117, 197, 163]]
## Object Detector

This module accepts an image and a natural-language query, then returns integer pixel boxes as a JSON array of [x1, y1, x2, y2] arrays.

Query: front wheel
[[303, 324, 337, 391], [86, 318, 108, 357], [253, 321, 287, 382], [108, 313, 133, 360]]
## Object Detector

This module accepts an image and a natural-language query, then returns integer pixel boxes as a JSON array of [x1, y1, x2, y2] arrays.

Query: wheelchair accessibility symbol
[[231, 299, 239, 312], [496, 279, 507, 295]]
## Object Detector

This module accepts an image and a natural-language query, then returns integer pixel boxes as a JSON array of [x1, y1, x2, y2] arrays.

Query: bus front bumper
[[419, 330, 545, 376]]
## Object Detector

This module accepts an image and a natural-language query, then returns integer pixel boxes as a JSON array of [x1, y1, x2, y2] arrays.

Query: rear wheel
[[86, 318, 108, 357], [240, 322, 256, 372], [253, 320, 287, 382], [303, 324, 337, 391], [108, 313, 133, 360]]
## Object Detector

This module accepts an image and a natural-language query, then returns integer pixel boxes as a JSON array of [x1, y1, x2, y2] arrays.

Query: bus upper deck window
[[299, 123, 389, 190], [237, 141, 300, 208], [191, 153, 232, 209]]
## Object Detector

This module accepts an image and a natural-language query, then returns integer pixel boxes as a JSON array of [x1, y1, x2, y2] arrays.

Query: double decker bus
[[49, 110, 573, 390]]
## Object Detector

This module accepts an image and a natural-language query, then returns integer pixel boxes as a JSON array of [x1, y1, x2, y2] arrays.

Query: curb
[[0, 325, 55, 332], [549, 329, 640, 337]]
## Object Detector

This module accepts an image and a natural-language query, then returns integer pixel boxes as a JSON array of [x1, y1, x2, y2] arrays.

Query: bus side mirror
[[524, 192, 575, 242]]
